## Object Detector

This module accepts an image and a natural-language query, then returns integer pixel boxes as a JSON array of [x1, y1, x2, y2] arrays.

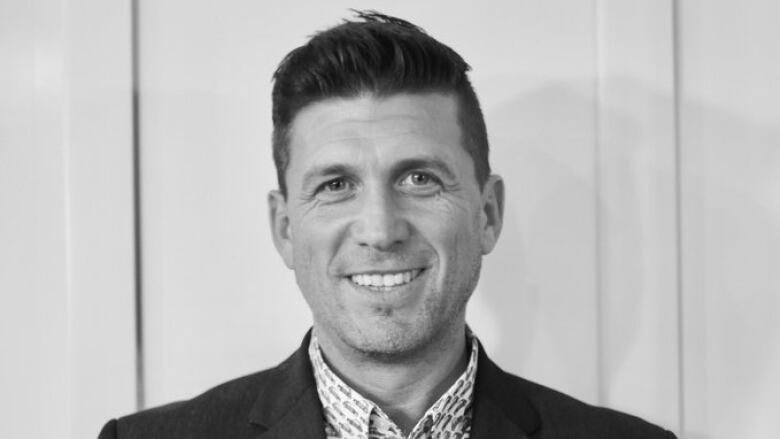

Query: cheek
[[291, 211, 349, 274], [424, 198, 482, 245], [430, 205, 484, 276]]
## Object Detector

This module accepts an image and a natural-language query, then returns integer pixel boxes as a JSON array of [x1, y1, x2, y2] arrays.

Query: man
[[100, 11, 676, 439]]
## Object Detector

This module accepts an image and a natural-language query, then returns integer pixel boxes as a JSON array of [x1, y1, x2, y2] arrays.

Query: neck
[[315, 326, 468, 434]]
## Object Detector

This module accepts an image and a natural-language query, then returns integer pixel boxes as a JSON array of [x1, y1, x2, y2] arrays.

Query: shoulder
[[504, 373, 676, 438], [476, 348, 675, 438], [98, 336, 316, 439], [103, 367, 280, 439]]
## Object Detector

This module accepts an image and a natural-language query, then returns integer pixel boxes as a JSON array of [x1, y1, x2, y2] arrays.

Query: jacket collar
[[248, 331, 540, 439], [248, 331, 326, 439], [470, 346, 541, 438]]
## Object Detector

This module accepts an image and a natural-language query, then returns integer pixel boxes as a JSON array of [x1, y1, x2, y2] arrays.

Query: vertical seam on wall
[[60, 0, 75, 431], [593, 0, 606, 407], [130, 0, 146, 411], [671, 0, 685, 434]]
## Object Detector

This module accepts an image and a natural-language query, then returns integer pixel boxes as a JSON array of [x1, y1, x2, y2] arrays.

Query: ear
[[479, 175, 505, 255], [268, 190, 294, 269]]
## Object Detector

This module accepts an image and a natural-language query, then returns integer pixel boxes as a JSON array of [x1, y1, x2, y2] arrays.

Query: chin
[[345, 319, 439, 361]]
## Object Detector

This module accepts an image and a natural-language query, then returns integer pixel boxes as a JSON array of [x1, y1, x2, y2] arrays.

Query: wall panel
[[678, 1, 780, 437], [66, 0, 138, 435], [0, 3, 71, 436], [595, 0, 680, 429], [468, 0, 602, 403], [0, 0, 137, 437]]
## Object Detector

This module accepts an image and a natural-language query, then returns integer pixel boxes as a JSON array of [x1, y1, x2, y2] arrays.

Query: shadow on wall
[[471, 77, 780, 436], [473, 78, 610, 397]]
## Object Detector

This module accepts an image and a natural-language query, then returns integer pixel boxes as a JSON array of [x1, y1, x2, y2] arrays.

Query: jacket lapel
[[470, 347, 541, 439], [247, 331, 327, 439]]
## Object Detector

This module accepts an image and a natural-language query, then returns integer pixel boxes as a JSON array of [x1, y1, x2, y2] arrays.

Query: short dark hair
[[271, 10, 490, 197]]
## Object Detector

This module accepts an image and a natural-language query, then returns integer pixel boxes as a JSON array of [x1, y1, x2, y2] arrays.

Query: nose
[[351, 187, 410, 250]]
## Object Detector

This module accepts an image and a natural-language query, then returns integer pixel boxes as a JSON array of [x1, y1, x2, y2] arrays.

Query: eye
[[400, 171, 436, 186], [398, 171, 441, 196], [313, 177, 355, 202], [322, 178, 348, 192]]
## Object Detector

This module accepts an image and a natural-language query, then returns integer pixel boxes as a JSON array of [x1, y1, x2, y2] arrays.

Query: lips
[[349, 269, 424, 288]]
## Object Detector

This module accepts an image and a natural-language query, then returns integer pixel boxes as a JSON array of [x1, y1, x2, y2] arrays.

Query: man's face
[[269, 92, 503, 359]]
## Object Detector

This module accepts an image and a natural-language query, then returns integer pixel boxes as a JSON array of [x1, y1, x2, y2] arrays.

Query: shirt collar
[[308, 330, 480, 438]]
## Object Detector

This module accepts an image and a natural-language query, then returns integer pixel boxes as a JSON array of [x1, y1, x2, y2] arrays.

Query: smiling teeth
[[350, 269, 422, 288]]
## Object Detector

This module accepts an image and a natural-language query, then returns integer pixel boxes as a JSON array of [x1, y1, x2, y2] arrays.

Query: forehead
[[286, 92, 466, 172]]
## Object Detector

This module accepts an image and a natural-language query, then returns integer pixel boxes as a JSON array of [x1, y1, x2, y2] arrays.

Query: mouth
[[348, 269, 425, 290]]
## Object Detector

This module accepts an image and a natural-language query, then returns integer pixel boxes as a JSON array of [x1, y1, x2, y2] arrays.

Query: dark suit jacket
[[99, 333, 676, 438]]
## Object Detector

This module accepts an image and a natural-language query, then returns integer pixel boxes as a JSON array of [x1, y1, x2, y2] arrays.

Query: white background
[[2, 1, 779, 438]]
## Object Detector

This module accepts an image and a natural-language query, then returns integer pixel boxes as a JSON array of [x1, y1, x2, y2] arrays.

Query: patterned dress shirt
[[308, 332, 479, 439]]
